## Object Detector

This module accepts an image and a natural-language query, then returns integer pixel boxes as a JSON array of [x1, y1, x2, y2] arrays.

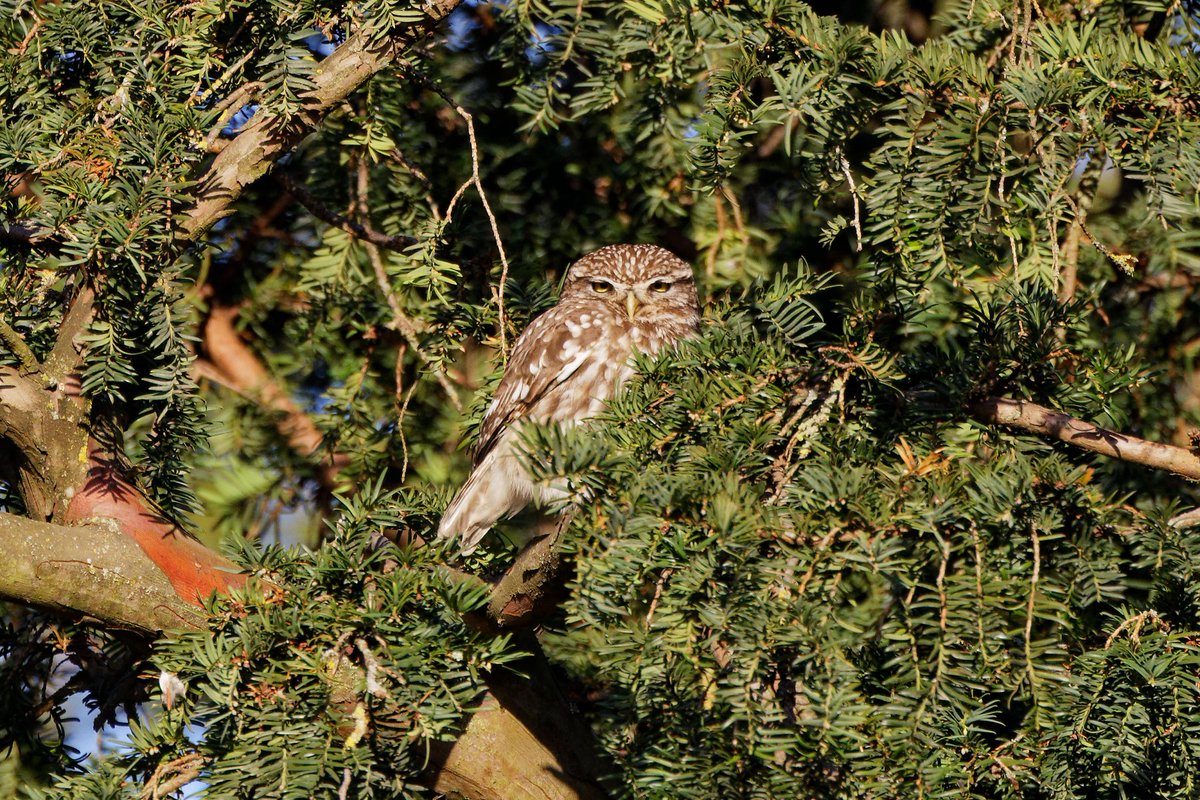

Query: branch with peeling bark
[[180, 3, 462, 240], [972, 396, 1200, 481]]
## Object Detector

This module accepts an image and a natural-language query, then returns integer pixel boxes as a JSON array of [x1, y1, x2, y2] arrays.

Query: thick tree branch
[[428, 638, 612, 800], [485, 513, 573, 629], [180, 2, 463, 240], [0, 512, 202, 635], [0, 363, 88, 523], [64, 443, 248, 603], [44, 283, 94, 388], [972, 396, 1200, 480]]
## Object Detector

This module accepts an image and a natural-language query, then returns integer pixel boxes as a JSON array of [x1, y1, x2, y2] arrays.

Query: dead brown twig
[[414, 71, 513, 361]]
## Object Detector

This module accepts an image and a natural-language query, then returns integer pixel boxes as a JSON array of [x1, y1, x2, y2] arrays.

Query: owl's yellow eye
[[591, 281, 612, 294], [649, 280, 671, 293]]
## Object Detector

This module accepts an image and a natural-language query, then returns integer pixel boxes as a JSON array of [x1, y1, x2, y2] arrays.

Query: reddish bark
[[64, 444, 245, 605]]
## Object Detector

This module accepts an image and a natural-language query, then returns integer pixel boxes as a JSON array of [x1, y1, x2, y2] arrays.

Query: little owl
[[438, 244, 699, 551]]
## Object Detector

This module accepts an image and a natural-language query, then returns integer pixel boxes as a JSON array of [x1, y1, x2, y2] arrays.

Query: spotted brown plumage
[[438, 244, 700, 552]]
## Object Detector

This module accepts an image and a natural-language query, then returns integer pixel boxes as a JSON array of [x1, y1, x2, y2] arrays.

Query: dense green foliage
[[25, 487, 518, 799], [4, 0, 1200, 797]]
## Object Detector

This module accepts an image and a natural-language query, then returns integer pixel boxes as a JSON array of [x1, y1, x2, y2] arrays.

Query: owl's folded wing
[[472, 309, 592, 464]]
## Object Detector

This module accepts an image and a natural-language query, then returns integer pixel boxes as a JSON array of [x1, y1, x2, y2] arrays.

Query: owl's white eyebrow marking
[[658, 268, 695, 281]]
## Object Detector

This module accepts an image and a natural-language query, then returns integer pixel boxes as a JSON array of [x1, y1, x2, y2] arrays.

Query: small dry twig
[[839, 154, 863, 252], [352, 160, 463, 411], [416, 71, 513, 360]]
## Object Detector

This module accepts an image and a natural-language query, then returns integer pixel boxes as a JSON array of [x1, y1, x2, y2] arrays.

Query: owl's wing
[[472, 309, 590, 464]]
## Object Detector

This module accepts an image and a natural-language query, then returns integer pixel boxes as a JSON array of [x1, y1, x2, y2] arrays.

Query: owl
[[437, 244, 700, 552]]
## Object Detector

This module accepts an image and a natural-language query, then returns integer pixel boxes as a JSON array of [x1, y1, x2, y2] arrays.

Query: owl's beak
[[625, 293, 638, 320]]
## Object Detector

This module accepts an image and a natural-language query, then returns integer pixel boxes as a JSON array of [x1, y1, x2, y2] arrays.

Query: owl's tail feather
[[436, 494, 488, 555], [437, 445, 534, 555]]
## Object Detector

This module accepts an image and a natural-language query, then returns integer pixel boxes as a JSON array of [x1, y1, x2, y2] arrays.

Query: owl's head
[[561, 244, 699, 330]]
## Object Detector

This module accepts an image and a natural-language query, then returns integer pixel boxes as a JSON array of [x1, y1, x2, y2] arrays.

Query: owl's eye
[[649, 280, 672, 293], [591, 280, 613, 294]]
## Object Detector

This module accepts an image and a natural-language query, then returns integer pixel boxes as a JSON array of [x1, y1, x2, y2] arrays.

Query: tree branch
[[0, 363, 88, 523], [0, 511, 203, 636], [180, 3, 463, 240], [972, 396, 1200, 480], [485, 513, 573, 629], [44, 283, 95, 389], [0, 317, 39, 374], [427, 637, 612, 800], [64, 443, 248, 603]]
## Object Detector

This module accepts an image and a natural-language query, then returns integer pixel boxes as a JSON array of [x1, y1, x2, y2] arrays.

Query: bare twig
[[388, 148, 441, 220], [839, 154, 863, 252], [972, 396, 1200, 480], [353, 161, 463, 411], [416, 72, 513, 359], [13, 14, 42, 55], [279, 172, 417, 251], [1058, 155, 1114, 303], [644, 568, 673, 628], [190, 46, 259, 108], [396, 364, 420, 482], [1057, 214, 1084, 303], [1104, 609, 1164, 649], [203, 80, 266, 152], [1023, 522, 1042, 729], [142, 753, 206, 800]]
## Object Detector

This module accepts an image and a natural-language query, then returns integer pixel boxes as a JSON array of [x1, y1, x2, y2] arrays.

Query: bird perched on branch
[[437, 244, 700, 552]]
